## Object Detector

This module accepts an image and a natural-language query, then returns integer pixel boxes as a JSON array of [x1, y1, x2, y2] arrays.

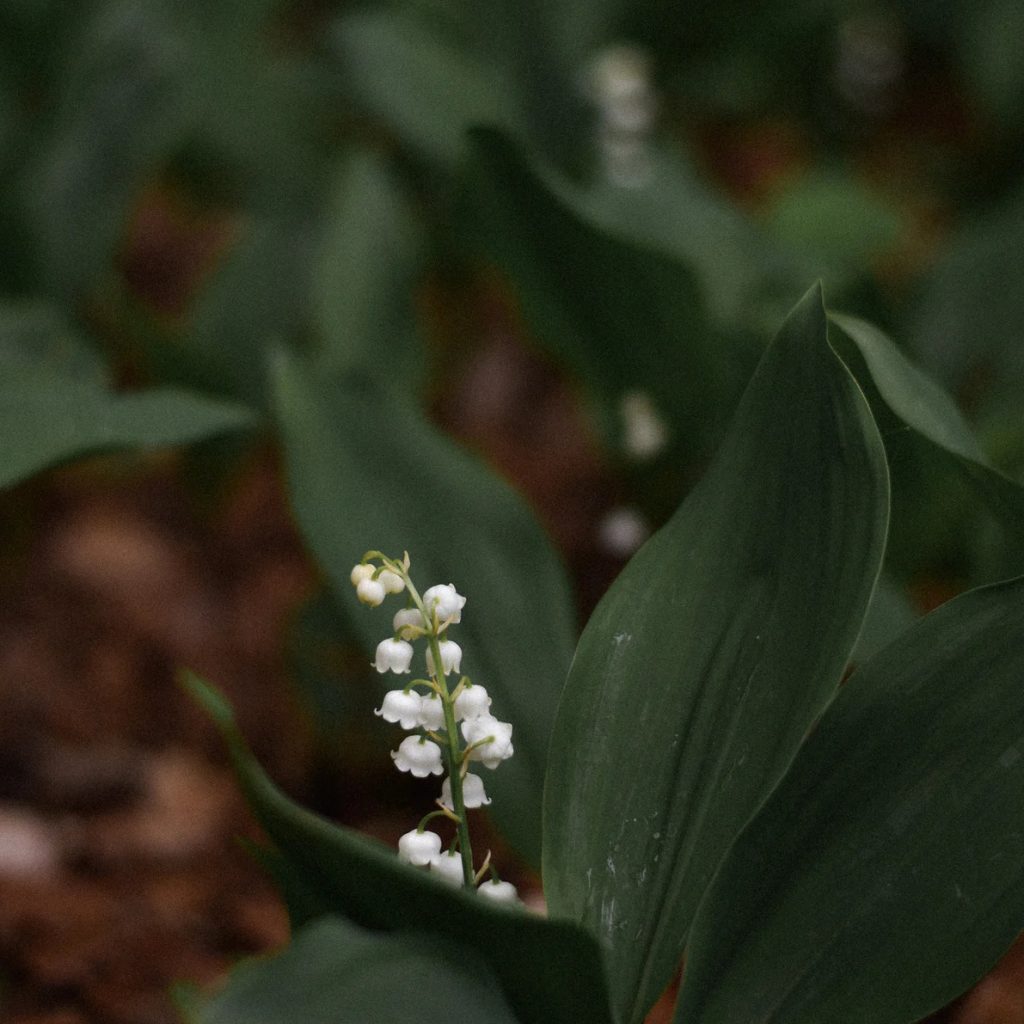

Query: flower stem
[[401, 571, 475, 886]]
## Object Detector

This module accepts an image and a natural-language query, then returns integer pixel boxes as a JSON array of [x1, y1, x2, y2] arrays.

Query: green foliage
[[543, 286, 889, 1023]]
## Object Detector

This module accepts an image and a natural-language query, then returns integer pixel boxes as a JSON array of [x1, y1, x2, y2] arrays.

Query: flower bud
[[429, 850, 465, 886], [378, 569, 405, 594], [477, 879, 519, 904], [374, 638, 414, 674], [357, 577, 386, 606], [393, 608, 425, 635], [426, 639, 462, 677], [391, 736, 444, 777], [397, 828, 441, 866], [374, 689, 423, 729], [350, 563, 374, 586]]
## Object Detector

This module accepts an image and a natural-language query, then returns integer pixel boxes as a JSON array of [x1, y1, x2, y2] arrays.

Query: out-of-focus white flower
[[620, 389, 668, 460], [374, 638, 414, 674], [426, 640, 462, 677], [440, 773, 491, 810], [454, 684, 492, 722], [477, 879, 519, 904], [423, 583, 466, 624], [429, 850, 465, 886], [417, 692, 446, 731], [397, 828, 441, 866], [462, 715, 514, 770], [356, 577, 386, 606], [393, 608, 425, 635], [391, 736, 444, 777], [374, 689, 423, 729], [597, 506, 650, 558]]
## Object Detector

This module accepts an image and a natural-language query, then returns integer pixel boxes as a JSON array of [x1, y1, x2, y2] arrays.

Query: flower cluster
[[352, 551, 519, 904]]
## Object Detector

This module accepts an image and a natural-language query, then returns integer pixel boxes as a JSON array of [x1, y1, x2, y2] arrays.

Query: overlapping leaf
[[186, 676, 612, 1024], [543, 285, 889, 1023], [678, 574, 1024, 1024], [271, 356, 575, 866]]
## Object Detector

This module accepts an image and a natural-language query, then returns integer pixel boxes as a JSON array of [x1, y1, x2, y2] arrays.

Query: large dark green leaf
[[542, 285, 889, 1024], [832, 312, 1024, 540], [187, 916, 520, 1024], [185, 675, 612, 1024], [270, 356, 575, 866], [0, 302, 256, 489], [677, 574, 1024, 1024]]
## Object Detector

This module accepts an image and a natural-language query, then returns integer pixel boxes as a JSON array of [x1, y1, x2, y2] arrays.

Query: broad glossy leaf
[[270, 356, 575, 866], [186, 675, 613, 1024], [543, 285, 889, 1024], [189, 916, 519, 1024], [678, 574, 1024, 1024], [832, 312, 1024, 539]]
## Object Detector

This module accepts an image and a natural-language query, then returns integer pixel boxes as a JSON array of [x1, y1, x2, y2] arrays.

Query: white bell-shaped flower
[[426, 640, 462, 677], [357, 577, 386, 606], [417, 692, 445, 731], [462, 715, 514, 769], [429, 850, 465, 886], [397, 828, 442, 866], [378, 569, 405, 594], [374, 638, 414, 674], [350, 563, 374, 586], [477, 879, 519, 904], [423, 583, 466, 624], [393, 607, 425, 635], [454, 684, 491, 721], [391, 736, 444, 777], [374, 689, 423, 729], [440, 772, 491, 810]]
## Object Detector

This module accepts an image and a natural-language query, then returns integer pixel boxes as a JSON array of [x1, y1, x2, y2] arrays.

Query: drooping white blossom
[[440, 773, 490, 810], [356, 577, 386, 607], [391, 736, 444, 777], [378, 569, 406, 594], [417, 692, 446, 731], [393, 607, 425, 635], [423, 583, 466, 624], [454, 684, 491, 722], [374, 689, 423, 729], [397, 828, 442, 866], [429, 850, 465, 886], [477, 879, 519, 903], [374, 638, 414, 674], [462, 714, 514, 769], [426, 639, 462, 677]]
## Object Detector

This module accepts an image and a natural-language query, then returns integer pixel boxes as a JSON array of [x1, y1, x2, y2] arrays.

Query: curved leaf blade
[[188, 916, 520, 1024], [185, 675, 612, 1024], [678, 575, 1024, 1024], [831, 312, 1024, 539], [542, 285, 889, 1023]]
